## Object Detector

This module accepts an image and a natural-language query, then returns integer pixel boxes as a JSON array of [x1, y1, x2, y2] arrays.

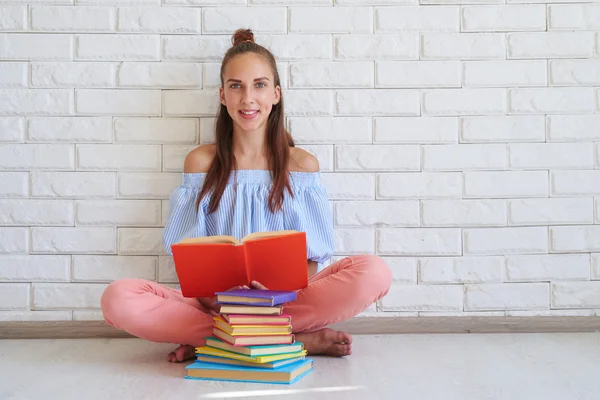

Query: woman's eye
[[231, 84, 240, 89], [256, 82, 266, 88]]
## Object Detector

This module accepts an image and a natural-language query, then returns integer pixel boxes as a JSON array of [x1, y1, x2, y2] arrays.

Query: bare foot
[[295, 328, 353, 357], [167, 344, 196, 363]]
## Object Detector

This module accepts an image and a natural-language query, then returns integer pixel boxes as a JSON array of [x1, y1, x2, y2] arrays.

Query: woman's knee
[[100, 278, 145, 325], [353, 254, 393, 292]]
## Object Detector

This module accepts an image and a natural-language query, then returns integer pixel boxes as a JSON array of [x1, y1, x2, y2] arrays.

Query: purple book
[[215, 289, 297, 306]]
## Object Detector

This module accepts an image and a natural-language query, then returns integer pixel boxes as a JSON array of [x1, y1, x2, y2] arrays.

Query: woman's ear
[[273, 85, 281, 105], [219, 87, 226, 106]]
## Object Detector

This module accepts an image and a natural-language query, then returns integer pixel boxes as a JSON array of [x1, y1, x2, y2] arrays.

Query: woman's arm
[[308, 260, 318, 278]]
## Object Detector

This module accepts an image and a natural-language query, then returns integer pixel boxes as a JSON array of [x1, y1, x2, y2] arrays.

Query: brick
[[463, 60, 547, 87], [0, 311, 71, 321], [334, 200, 419, 227], [163, 90, 219, 117], [549, 4, 600, 30], [462, 5, 546, 32], [374, 117, 458, 144], [336, 145, 420, 171], [0, 255, 70, 282], [73, 255, 156, 281], [382, 257, 417, 284], [336, 0, 417, 3], [506, 254, 590, 282], [76, 89, 161, 116], [72, 311, 102, 321], [289, 117, 371, 144], [423, 0, 502, 3], [464, 227, 548, 255], [378, 228, 461, 256], [118, 7, 200, 33], [378, 172, 461, 199], [0, 227, 28, 253], [423, 89, 505, 116], [0, 6, 27, 31], [335, 34, 418, 60], [509, 143, 593, 169], [27, 117, 112, 143], [0, 283, 29, 310], [290, 7, 371, 33], [115, 118, 197, 144], [0, 34, 72, 60], [158, 256, 177, 283], [552, 282, 600, 309], [419, 256, 503, 284], [0, 117, 24, 141], [163, 145, 196, 172], [550, 226, 600, 253], [464, 171, 548, 198], [290, 62, 373, 89], [78, 0, 160, 4], [0, 200, 73, 225], [321, 173, 374, 200], [161, 200, 169, 226], [375, 6, 459, 32], [118, 227, 164, 255], [33, 283, 107, 309], [0, 144, 74, 170], [76, 200, 161, 226], [31, 6, 114, 32], [32, 227, 116, 254], [199, 117, 215, 143], [506, 310, 593, 317], [118, 62, 201, 89], [162, 35, 230, 61], [0, 172, 28, 198], [31, 62, 115, 88], [334, 228, 375, 254], [592, 254, 600, 280], [422, 199, 506, 227], [379, 284, 463, 311], [460, 116, 545, 143], [551, 171, 600, 196], [507, 32, 594, 59], [204, 7, 285, 34], [465, 283, 549, 311], [296, 145, 333, 172], [550, 60, 600, 86], [336, 89, 419, 116], [76, 144, 161, 171], [509, 198, 592, 226], [0, 89, 73, 116], [76, 35, 159, 61], [285, 90, 333, 116], [32, 171, 115, 198], [508, 88, 594, 114], [117, 172, 180, 199], [423, 144, 507, 171], [251, 0, 331, 3], [376, 61, 461, 88], [0, 62, 27, 88], [422, 33, 504, 59], [549, 116, 600, 141]]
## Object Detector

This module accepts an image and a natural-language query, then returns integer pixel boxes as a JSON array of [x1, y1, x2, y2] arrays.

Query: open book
[[171, 230, 308, 298]]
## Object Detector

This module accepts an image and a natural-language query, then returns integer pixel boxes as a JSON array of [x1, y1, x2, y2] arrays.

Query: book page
[[179, 235, 239, 245], [242, 230, 298, 243]]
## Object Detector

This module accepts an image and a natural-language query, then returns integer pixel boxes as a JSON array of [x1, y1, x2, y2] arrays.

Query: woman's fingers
[[250, 281, 269, 290]]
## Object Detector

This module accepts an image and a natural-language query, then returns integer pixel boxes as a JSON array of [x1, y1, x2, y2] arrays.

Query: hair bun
[[232, 28, 255, 47]]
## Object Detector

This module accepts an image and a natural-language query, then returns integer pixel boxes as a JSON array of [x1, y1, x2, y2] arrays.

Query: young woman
[[101, 29, 392, 363]]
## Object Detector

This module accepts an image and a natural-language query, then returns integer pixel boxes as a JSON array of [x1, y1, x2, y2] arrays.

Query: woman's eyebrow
[[226, 77, 270, 83]]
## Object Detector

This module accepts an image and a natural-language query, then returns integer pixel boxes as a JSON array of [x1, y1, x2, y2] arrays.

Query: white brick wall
[[1, 2, 599, 322]]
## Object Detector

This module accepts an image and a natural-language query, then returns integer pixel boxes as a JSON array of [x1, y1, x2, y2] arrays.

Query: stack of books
[[185, 289, 314, 384]]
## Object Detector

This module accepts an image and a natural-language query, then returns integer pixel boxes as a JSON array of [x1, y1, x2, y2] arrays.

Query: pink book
[[222, 313, 292, 326]]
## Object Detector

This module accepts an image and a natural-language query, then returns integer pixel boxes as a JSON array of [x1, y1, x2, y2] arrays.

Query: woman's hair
[[198, 28, 295, 214]]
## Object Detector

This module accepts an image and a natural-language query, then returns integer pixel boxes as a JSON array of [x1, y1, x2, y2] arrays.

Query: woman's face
[[219, 53, 281, 136]]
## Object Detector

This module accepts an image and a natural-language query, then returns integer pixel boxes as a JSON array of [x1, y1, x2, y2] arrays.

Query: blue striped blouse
[[162, 169, 335, 271]]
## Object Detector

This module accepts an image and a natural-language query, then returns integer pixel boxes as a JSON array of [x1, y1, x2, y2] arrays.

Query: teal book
[[185, 358, 314, 384], [195, 354, 306, 369], [205, 336, 304, 356]]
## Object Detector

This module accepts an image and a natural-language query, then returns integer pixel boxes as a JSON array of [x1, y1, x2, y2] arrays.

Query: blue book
[[185, 358, 313, 384], [215, 289, 297, 306]]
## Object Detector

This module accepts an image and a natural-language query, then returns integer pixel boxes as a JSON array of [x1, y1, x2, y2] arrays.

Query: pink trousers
[[101, 255, 392, 347]]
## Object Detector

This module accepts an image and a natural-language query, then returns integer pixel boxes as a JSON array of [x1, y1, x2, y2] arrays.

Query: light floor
[[1, 333, 599, 400]]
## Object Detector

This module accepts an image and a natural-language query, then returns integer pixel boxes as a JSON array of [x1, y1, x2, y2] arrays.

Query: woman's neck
[[232, 128, 269, 169]]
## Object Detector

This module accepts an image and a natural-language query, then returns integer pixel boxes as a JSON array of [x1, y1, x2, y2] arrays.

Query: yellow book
[[213, 316, 292, 336], [195, 346, 307, 364]]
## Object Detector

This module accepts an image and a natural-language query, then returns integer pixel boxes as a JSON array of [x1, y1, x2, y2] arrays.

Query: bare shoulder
[[183, 144, 216, 173], [289, 147, 319, 173]]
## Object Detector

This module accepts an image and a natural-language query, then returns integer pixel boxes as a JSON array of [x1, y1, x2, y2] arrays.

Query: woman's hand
[[197, 284, 249, 314], [249, 281, 269, 290]]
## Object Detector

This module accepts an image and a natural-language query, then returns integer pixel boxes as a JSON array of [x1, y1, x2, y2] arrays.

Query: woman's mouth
[[239, 110, 258, 120]]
